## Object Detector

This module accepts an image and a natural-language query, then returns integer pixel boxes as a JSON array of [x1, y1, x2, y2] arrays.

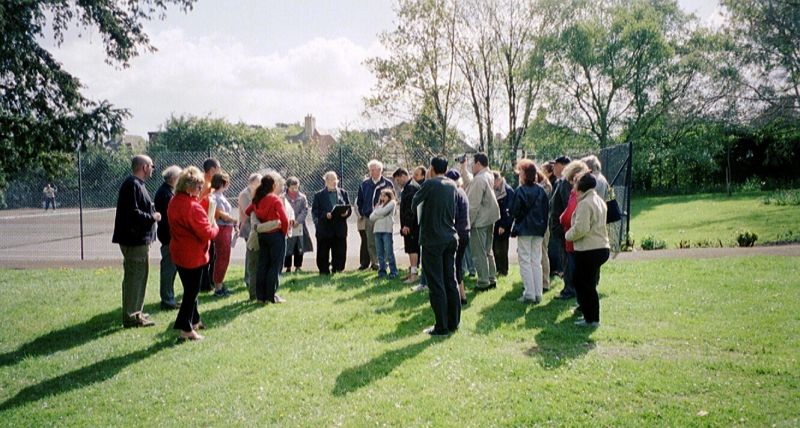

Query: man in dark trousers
[[112, 154, 159, 328], [154, 165, 181, 310], [550, 156, 574, 299], [311, 171, 352, 274], [412, 156, 460, 336], [393, 167, 421, 284]]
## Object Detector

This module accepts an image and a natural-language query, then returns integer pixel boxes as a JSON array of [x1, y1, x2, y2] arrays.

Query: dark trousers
[[548, 233, 563, 274], [44, 197, 56, 210], [455, 234, 470, 283], [358, 229, 370, 268], [200, 241, 216, 291], [564, 251, 576, 297], [284, 242, 304, 269], [256, 231, 286, 302], [493, 235, 510, 275], [317, 236, 347, 274], [573, 248, 609, 323], [174, 265, 202, 332], [422, 239, 460, 333]]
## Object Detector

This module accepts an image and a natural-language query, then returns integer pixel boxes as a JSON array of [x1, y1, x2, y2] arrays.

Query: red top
[[559, 190, 578, 253], [168, 192, 219, 269], [245, 193, 289, 236]]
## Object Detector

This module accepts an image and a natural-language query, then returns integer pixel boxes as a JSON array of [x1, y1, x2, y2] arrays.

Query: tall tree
[[0, 0, 195, 188]]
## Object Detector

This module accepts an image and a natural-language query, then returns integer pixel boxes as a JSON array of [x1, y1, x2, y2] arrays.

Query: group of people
[[111, 150, 613, 341]]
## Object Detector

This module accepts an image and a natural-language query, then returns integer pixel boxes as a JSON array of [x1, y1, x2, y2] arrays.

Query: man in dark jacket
[[312, 171, 352, 274], [549, 156, 573, 299], [412, 156, 460, 336], [393, 167, 421, 284], [154, 165, 181, 310], [492, 171, 515, 277], [112, 155, 159, 328], [356, 160, 393, 270]]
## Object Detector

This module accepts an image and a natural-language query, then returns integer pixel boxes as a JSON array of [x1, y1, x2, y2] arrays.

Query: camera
[[455, 153, 467, 163]]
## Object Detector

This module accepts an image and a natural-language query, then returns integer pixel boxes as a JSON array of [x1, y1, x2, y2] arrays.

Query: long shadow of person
[[473, 283, 528, 334], [0, 301, 162, 368], [332, 337, 440, 396], [0, 299, 257, 411], [526, 298, 596, 369]]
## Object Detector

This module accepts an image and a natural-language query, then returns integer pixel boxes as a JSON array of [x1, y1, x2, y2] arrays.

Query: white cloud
[[48, 29, 386, 136]]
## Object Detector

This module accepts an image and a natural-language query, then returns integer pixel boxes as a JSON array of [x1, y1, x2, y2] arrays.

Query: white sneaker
[[412, 284, 428, 292], [517, 296, 536, 303], [574, 319, 599, 327]]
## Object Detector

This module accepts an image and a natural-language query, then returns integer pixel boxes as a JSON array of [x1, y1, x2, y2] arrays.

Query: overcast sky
[[43, 0, 723, 139]]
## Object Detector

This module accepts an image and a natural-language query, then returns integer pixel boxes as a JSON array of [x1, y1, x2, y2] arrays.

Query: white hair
[[367, 159, 384, 171], [323, 171, 339, 182], [161, 165, 182, 182], [248, 173, 262, 184], [581, 155, 602, 173]]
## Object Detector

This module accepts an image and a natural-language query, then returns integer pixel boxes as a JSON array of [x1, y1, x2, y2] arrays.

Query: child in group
[[370, 188, 398, 278]]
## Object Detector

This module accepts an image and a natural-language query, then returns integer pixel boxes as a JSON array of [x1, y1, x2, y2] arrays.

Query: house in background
[[106, 134, 148, 152], [286, 114, 336, 154]]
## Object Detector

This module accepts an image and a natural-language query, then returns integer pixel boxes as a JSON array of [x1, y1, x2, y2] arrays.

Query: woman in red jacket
[[168, 166, 219, 341], [246, 172, 290, 304]]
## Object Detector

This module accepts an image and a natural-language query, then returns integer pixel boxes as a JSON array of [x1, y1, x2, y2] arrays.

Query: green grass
[[631, 191, 800, 248], [1, 258, 799, 426]]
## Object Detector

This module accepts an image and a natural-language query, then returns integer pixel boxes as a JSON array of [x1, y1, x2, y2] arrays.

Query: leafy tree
[[0, 0, 195, 190]]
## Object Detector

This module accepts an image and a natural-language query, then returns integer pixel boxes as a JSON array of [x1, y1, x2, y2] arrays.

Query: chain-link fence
[[0, 142, 631, 261]]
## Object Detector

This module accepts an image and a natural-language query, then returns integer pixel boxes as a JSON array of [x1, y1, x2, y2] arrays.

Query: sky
[[42, 0, 723, 139]]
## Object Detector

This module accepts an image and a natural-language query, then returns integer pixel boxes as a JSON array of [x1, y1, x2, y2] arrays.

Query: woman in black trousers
[[564, 173, 610, 327], [311, 171, 352, 274]]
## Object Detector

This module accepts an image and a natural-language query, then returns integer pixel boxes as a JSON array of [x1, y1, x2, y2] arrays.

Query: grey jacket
[[369, 200, 396, 234], [465, 168, 500, 228]]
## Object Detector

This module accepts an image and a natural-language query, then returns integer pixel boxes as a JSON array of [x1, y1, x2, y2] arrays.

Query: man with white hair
[[112, 154, 160, 328], [581, 155, 610, 200], [154, 164, 182, 310], [356, 159, 393, 271]]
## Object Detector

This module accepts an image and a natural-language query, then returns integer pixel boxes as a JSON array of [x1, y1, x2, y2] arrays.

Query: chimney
[[304, 114, 316, 140]]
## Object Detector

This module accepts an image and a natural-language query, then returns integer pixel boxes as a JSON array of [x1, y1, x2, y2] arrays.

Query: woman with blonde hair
[[168, 166, 219, 341]]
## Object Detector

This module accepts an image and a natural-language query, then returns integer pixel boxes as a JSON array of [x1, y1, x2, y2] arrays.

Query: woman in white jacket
[[370, 188, 398, 278]]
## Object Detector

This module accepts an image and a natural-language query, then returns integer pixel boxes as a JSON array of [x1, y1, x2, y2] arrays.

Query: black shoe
[[475, 283, 496, 292], [555, 293, 575, 300], [160, 302, 178, 310], [424, 326, 449, 336], [358, 265, 369, 271], [460, 298, 468, 305]]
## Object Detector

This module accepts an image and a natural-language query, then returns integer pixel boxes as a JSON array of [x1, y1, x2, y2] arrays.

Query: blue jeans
[[375, 232, 397, 276], [462, 244, 476, 276]]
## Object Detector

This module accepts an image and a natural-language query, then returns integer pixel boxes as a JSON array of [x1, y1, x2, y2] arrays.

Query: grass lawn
[[630, 191, 800, 248], [1, 257, 798, 426]]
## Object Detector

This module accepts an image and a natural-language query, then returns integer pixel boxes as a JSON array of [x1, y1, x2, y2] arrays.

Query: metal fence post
[[625, 139, 633, 245], [78, 142, 85, 261]]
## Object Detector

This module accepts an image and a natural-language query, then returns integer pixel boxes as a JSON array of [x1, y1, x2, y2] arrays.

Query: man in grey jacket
[[460, 153, 501, 291]]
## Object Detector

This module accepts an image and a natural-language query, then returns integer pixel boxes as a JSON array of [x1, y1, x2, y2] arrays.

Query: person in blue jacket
[[492, 171, 515, 277]]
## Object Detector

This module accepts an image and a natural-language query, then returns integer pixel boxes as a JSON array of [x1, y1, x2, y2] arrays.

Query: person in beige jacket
[[565, 173, 610, 327], [460, 153, 501, 290]]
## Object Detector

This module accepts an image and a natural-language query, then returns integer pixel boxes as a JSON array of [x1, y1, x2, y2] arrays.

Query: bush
[[640, 235, 667, 250], [762, 189, 800, 206], [735, 230, 758, 247], [738, 177, 764, 192]]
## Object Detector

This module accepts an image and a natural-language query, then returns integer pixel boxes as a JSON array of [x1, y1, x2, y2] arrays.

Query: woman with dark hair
[[510, 159, 549, 304], [210, 172, 237, 297], [566, 173, 610, 327], [246, 172, 290, 304], [168, 166, 219, 341]]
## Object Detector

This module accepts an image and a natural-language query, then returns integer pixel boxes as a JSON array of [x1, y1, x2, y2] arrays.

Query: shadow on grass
[[473, 284, 527, 334], [0, 301, 162, 368], [332, 338, 438, 396], [0, 299, 257, 412], [526, 298, 596, 369]]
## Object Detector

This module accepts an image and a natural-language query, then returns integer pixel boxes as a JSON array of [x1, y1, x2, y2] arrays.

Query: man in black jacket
[[549, 156, 573, 299], [393, 167, 421, 284], [312, 171, 352, 275], [412, 156, 460, 336], [112, 155, 159, 328], [154, 165, 181, 310]]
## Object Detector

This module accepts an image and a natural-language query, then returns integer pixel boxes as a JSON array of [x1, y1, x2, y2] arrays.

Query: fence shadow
[[0, 301, 162, 368], [332, 338, 438, 397], [0, 299, 257, 412]]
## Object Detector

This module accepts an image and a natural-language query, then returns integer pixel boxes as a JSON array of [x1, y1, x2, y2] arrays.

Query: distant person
[[370, 188, 398, 279], [168, 166, 219, 341], [460, 153, 501, 291], [445, 169, 470, 305], [238, 173, 262, 300], [559, 160, 591, 311], [210, 172, 238, 297], [199, 157, 221, 292], [284, 176, 312, 273], [411, 165, 429, 292], [357, 160, 393, 270], [566, 173, 610, 327], [154, 165, 181, 310], [246, 172, 290, 304], [542, 160, 562, 281], [392, 167, 421, 284], [492, 171, 515, 277], [550, 156, 573, 299], [311, 171, 352, 275], [412, 156, 460, 336], [355, 174, 371, 271], [111, 154, 159, 328], [582, 155, 610, 200], [42, 183, 56, 211], [510, 159, 549, 304], [535, 167, 553, 292], [413, 166, 427, 185]]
